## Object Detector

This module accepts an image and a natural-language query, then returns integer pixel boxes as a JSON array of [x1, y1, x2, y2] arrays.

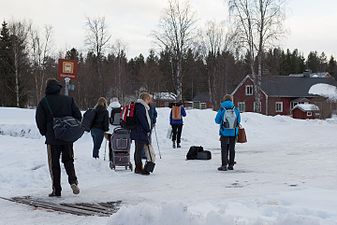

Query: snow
[[293, 103, 320, 112], [1, 107, 337, 225], [309, 83, 337, 101]]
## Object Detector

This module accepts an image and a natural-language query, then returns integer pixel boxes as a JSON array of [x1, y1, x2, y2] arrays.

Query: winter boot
[[135, 164, 143, 174], [217, 165, 227, 171], [71, 183, 80, 195], [177, 143, 181, 148], [172, 141, 176, 149], [48, 190, 61, 197], [141, 170, 150, 175], [228, 165, 234, 170]]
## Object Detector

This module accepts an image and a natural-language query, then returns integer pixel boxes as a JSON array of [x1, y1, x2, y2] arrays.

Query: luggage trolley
[[109, 127, 133, 171]]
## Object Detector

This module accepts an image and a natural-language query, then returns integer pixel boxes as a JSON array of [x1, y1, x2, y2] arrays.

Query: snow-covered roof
[[289, 72, 330, 78], [153, 92, 177, 101], [309, 83, 337, 101], [293, 103, 320, 112]]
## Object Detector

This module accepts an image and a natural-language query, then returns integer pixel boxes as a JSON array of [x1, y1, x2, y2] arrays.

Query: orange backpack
[[172, 106, 182, 120]]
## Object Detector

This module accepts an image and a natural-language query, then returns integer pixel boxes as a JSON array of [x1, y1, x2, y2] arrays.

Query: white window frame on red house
[[307, 112, 313, 117], [275, 102, 283, 112], [245, 85, 254, 96], [253, 101, 262, 112], [238, 102, 246, 112]]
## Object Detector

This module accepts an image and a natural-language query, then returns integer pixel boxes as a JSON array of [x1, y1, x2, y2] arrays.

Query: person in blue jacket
[[215, 94, 241, 171], [130, 92, 153, 175], [170, 102, 187, 148]]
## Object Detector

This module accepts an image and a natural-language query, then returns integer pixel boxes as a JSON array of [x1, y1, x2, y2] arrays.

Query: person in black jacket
[[91, 97, 109, 159], [35, 78, 82, 197], [130, 93, 152, 175]]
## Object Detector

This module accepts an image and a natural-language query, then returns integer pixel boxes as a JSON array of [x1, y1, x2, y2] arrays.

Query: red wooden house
[[231, 74, 337, 117], [292, 104, 320, 119]]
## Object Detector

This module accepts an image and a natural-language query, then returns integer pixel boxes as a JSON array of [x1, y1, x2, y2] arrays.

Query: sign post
[[57, 59, 78, 96]]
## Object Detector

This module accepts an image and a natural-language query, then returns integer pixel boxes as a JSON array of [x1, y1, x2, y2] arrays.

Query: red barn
[[292, 104, 320, 119], [231, 73, 337, 117]]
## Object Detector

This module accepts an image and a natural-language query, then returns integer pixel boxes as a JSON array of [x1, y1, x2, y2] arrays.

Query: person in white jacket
[[106, 97, 122, 162]]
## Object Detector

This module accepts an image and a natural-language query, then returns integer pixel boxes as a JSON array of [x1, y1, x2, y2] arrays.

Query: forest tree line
[[1, 0, 337, 109]]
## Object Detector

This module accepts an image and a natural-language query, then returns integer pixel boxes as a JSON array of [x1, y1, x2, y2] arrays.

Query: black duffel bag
[[186, 146, 204, 160], [45, 98, 84, 143]]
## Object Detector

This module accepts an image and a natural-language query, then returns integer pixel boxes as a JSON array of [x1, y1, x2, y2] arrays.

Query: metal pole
[[103, 137, 108, 161], [64, 77, 70, 96], [154, 126, 162, 159]]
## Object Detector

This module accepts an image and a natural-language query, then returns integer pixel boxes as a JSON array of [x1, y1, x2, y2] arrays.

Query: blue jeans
[[91, 128, 104, 158]]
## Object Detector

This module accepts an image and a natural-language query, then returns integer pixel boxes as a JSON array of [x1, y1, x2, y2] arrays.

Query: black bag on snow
[[44, 98, 84, 143], [82, 108, 97, 132], [186, 146, 204, 160], [144, 146, 156, 173], [196, 150, 212, 160], [110, 107, 122, 126]]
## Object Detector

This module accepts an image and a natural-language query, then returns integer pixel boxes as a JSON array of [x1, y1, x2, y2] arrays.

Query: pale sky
[[1, 0, 337, 59]]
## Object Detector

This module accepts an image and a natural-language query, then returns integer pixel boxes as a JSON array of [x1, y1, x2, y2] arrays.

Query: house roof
[[293, 103, 320, 112], [261, 76, 337, 97]]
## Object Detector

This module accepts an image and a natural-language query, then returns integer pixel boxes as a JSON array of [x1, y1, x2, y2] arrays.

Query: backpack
[[44, 97, 84, 142], [82, 108, 97, 132], [110, 107, 122, 126], [186, 146, 204, 160], [121, 102, 137, 130], [172, 106, 182, 120], [223, 107, 238, 129]]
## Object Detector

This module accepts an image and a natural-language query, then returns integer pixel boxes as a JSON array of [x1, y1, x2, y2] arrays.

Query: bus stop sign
[[58, 59, 78, 80]]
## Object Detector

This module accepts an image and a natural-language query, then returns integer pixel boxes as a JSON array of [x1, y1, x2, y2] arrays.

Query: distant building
[[231, 72, 337, 118], [153, 92, 177, 107], [192, 92, 212, 109], [292, 104, 320, 119]]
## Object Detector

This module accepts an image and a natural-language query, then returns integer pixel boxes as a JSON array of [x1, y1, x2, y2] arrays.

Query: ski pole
[[154, 126, 162, 159], [103, 135, 108, 161]]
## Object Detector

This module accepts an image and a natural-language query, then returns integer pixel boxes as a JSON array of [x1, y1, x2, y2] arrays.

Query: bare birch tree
[[29, 25, 53, 104], [9, 21, 31, 107], [85, 16, 111, 96], [227, 0, 285, 112], [201, 21, 237, 108], [153, 0, 197, 101]]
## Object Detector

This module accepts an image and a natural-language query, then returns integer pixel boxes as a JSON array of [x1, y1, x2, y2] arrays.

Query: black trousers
[[134, 141, 145, 167], [47, 144, 78, 194], [220, 137, 236, 166], [171, 124, 183, 144]]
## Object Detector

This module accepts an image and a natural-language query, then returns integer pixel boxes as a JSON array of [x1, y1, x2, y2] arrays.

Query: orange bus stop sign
[[58, 59, 78, 80]]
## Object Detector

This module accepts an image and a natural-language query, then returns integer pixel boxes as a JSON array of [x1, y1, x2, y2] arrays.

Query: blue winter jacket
[[215, 100, 241, 137], [130, 103, 151, 144], [149, 104, 158, 127], [170, 106, 187, 125]]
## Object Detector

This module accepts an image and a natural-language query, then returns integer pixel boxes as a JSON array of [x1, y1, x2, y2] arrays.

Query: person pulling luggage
[[215, 94, 241, 171], [130, 92, 153, 175]]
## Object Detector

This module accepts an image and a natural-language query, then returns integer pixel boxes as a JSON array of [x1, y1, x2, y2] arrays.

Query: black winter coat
[[130, 102, 151, 144], [35, 81, 82, 145], [92, 106, 109, 132]]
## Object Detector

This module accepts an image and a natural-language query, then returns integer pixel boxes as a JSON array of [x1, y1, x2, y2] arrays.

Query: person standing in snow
[[130, 92, 153, 175], [106, 97, 122, 161], [91, 97, 109, 159], [35, 78, 81, 197], [108, 97, 122, 127], [215, 94, 241, 171], [170, 102, 186, 148]]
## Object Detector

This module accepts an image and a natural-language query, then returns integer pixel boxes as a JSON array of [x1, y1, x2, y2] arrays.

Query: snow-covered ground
[[0, 107, 337, 225]]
